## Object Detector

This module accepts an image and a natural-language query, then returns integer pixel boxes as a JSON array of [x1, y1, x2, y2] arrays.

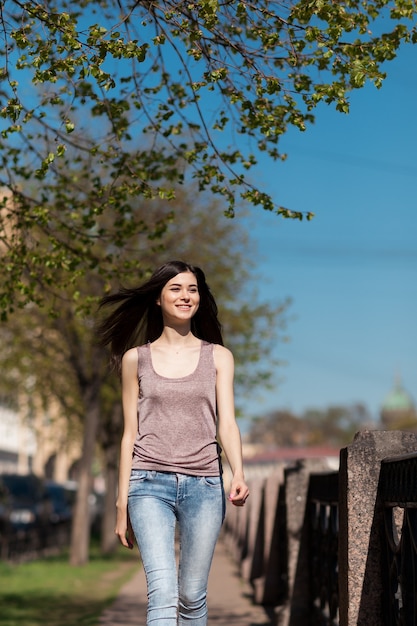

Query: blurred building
[[380, 377, 417, 431], [0, 402, 36, 474], [0, 393, 81, 480]]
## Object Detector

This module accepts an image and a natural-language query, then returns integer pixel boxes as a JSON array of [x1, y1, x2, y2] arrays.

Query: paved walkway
[[99, 538, 274, 626]]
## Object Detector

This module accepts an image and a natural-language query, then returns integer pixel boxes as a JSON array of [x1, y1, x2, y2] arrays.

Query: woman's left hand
[[228, 477, 249, 507]]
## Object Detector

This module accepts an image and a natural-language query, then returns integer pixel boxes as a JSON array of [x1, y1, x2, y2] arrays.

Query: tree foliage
[[248, 403, 373, 447], [1, 0, 416, 312]]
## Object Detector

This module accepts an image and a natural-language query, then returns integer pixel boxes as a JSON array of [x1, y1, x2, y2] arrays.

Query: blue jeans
[[128, 470, 225, 625]]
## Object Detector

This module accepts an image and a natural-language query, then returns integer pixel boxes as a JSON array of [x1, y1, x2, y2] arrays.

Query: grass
[[0, 544, 140, 626]]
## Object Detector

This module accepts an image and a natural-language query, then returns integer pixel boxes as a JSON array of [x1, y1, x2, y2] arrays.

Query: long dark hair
[[97, 260, 223, 373]]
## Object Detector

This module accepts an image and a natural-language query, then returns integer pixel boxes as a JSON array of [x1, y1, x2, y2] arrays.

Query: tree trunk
[[101, 458, 118, 554], [69, 376, 101, 566], [100, 402, 122, 554]]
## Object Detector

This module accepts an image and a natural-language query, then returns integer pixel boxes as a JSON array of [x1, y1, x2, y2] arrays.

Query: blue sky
[[243, 42, 417, 422]]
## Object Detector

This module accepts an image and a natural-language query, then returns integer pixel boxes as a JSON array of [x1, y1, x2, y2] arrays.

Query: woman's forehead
[[166, 271, 197, 286]]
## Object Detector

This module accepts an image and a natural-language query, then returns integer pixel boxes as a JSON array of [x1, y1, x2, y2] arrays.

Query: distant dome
[[382, 380, 415, 412]]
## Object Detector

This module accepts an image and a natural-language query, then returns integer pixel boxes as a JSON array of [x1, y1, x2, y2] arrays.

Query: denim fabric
[[128, 470, 225, 625]]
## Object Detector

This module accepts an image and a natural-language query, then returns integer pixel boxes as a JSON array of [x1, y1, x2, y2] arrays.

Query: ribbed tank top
[[131, 341, 222, 476]]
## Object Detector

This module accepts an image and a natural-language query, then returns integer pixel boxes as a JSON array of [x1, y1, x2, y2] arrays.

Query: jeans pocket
[[201, 475, 222, 488], [129, 470, 149, 483], [128, 470, 150, 497]]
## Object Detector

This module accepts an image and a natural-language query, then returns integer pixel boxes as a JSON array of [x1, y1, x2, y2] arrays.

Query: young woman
[[98, 260, 249, 626]]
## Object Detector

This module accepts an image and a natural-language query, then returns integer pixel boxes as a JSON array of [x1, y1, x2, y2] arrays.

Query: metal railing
[[224, 436, 417, 626], [308, 472, 339, 626], [1, 520, 71, 561], [379, 452, 417, 626]]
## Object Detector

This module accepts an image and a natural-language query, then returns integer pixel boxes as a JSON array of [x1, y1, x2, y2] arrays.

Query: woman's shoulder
[[123, 343, 150, 359], [121, 347, 140, 382], [122, 347, 139, 365], [212, 343, 234, 366]]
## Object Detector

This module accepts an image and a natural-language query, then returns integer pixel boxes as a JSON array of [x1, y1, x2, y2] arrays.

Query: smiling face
[[156, 271, 200, 324]]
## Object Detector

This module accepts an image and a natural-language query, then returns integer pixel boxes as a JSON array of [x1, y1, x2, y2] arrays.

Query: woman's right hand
[[115, 505, 134, 549]]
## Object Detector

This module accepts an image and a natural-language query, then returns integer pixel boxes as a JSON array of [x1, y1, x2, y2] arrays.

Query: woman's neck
[[154, 326, 199, 348]]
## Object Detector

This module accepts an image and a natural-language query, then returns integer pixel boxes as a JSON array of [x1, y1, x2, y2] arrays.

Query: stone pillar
[[241, 476, 265, 583], [275, 458, 329, 626], [254, 468, 286, 605], [339, 430, 417, 626]]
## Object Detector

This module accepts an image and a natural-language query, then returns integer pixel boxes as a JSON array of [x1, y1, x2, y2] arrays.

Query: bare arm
[[214, 345, 249, 507], [115, 347, 139, 548]]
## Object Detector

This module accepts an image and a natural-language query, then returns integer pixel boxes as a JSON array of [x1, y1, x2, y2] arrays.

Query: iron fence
[[308, 472, 339, 626], [379, 452, 417, 626]]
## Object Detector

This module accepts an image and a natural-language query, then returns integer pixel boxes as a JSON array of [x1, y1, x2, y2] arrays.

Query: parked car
[[45, 480, 75, 524], [0, 474, 53, 540]]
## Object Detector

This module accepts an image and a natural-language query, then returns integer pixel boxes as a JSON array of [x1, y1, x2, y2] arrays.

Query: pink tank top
[[131, 341, 222, 476]]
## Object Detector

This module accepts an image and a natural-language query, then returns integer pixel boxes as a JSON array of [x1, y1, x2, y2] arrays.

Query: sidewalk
[[99, 538, 274, 626]]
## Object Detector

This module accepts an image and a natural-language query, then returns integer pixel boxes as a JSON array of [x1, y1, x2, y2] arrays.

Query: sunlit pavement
[[99, 537, 274, 626]]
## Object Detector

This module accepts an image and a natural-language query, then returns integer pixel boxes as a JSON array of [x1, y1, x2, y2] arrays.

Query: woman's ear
[[156, 297, 161, 306]]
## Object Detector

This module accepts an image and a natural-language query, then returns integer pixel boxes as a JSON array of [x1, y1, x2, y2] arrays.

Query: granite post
[[338, 430, 417, 626], [253, 468, 286, 605], [275, 458, 329, 626], [241, 476, 265, 582]]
